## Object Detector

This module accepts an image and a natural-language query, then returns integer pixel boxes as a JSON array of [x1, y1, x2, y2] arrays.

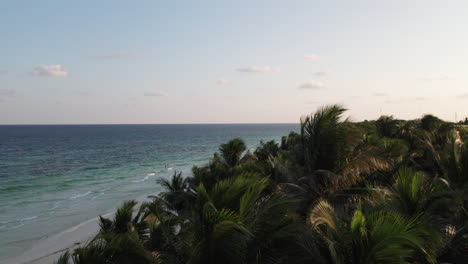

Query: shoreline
[[2, 194, 152, 264], [1, 213, 108, 264]]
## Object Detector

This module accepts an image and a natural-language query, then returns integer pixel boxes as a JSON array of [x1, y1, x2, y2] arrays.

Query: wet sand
[[2, 213, 112, 264]]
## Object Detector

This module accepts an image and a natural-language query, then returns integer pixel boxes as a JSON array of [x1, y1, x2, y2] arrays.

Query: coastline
[[3, 194, 153, 264], [1, 213, 108, 264]]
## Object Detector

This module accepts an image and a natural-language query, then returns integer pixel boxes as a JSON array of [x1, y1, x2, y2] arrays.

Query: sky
[[1, 0, 468, 124]]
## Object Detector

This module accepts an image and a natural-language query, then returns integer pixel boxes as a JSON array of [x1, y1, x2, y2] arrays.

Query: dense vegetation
[[57, 105, 467, 264]]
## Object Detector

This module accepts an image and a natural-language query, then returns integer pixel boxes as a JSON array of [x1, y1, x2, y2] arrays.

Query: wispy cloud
[[304, 54, 320, 61], [30, 65, 68, 77], [89, 53, 142, 59], [144, 91, 167, 97], [216, 79, 230, 85], [314, 71, 328, 77], [74, 90, 92, 96], [414, 96, 426, 101], [0, 89, 15, 97], [419, 73, 450, 81], [0, 70, 7, 75], [458, 93, 468, 99], [237, 66, 280, 73], [298, 80, 326, 90], [373, 92, 387, 97], [384, 99, 399, 104], [0, 89, 16, 103]]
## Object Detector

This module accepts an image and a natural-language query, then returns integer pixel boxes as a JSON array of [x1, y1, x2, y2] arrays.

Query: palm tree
[[254, 140, 280, 161], [187, 174, 259, 263], [375, 115, 399, 138], [139, 197, 189, 263], [58, 201, 154, 264], [309, 199, 437, 263], [421, 114, 443, 133], [219, 138, 247, 167], [55, 251, 70, 264], [156, 171, 195, 212], [56, 104, 468, 264], [300, 104, 348, 172], [187, 173, 305, 263], [386, 167, 450, 217]]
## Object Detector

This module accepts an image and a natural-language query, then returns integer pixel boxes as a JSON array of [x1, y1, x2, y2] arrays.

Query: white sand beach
[[1, 213, 110, 264]]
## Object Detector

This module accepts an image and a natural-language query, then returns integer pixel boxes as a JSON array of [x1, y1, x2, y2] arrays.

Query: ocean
[[0, 124, 297, 261]]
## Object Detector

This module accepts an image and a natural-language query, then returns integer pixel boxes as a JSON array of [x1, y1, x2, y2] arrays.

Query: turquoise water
[[0, 124, 297, 261]]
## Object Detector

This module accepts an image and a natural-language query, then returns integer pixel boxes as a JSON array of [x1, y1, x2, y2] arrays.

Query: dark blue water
[[0, 124, 297, 261]]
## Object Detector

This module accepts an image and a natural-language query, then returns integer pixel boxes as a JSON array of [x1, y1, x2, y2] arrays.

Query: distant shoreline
[[0, 123, 297, 126]]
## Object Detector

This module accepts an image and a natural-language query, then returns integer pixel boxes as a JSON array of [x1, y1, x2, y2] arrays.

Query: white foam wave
[[63, 212, 113, 234], [49, 204, 59, 210], [6, 223, 24, 231], [91, 193, 105, 200], [147, 172, 156, 176], [1, 217, 36, 231], [132, 175, 149, 183], [21, 216, 38, 221], [100, 187, 111, 192], [70, 191, 92, 200]]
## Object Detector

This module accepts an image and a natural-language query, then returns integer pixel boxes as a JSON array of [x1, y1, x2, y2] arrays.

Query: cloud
[[384, 100, 399, 104], [216, 79, 230, 85], [414, 96, 426, 101], [0, 89, 15, 97], [89, 53, 142, 59], [0, 70, 7, 75], [419, 73, 449, 81], [31, 65, 68, 77], [458, 93, 468, 99], [373, 92, 387, 97], [298, 80, 326, 90], [0, 89, 15, 103], [144, 91, 167, 97], [304, 54, 320, 61], [74, 90, 92, 96], [237, 66, 280, 73], [314, 71, 328, 77]]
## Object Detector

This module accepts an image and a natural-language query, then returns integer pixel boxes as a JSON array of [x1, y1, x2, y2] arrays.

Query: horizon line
[[0, 122, 299, 126]]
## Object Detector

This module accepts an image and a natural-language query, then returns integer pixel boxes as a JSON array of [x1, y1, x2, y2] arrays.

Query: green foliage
[[64, 104, 467, 264], [55, 251, 70, 264], [254, 140, 280, 161], [219, 138, 247, 167], [300, 104, 348, 172], [375, 115, 399, 138], [310, 200, 436, 264], [421, 114, 443, 132]]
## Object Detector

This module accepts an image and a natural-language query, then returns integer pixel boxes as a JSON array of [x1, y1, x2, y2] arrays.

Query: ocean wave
[[90, 186, 111, 200], [100, 187, 111, 192], [0, 216, 38, 231], [70, 191, 92, 200], [21, 216, 38, 221], [91, 192, 105, 200], [48, 203, 60, 211], [6, 223, 24, 231], [132, 171, 159, 183], [132, 175, 150, 183], [62, 212, 113, 234]]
